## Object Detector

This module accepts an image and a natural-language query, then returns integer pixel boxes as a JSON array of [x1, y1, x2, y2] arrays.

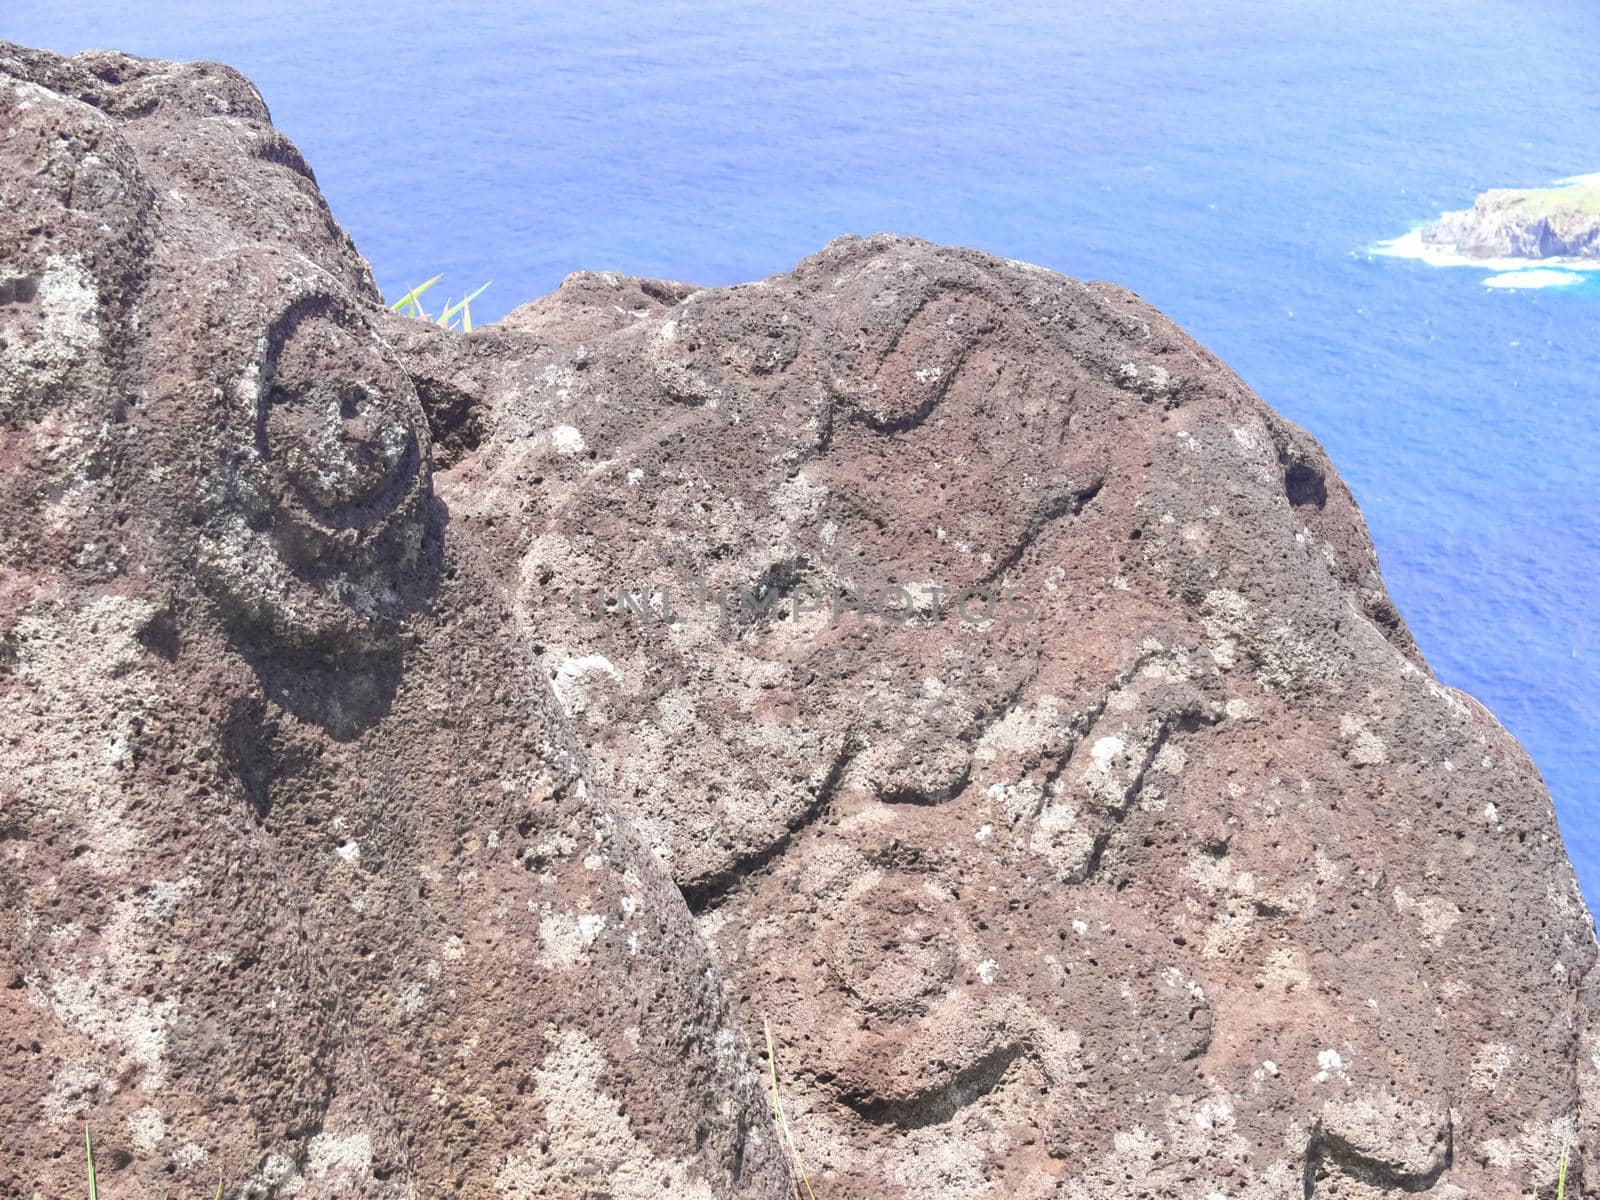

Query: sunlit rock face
[[0, 41, 790, 1200], [3, 35, 1598, 1200], [405, 238, 1600, 1198], [1419, 177, 1600, 260]]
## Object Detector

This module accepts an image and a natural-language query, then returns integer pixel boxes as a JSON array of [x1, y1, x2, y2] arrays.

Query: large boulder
[[0, 42, 789, 1200], [3, 36, 1597, 1200], [402, 238, 1600, 1198]]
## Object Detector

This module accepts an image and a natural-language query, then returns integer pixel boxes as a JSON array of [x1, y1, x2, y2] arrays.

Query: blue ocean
[[9, 1, 1598, 901]]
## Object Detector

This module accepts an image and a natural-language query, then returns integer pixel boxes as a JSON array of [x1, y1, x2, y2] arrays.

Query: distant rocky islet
[[1419, 174, 1600, 261]]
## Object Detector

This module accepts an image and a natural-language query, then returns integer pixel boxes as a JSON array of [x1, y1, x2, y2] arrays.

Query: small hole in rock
[[1284, 461, 1327, 509]]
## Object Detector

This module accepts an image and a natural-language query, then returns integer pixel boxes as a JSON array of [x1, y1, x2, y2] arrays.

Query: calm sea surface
[[9, 1, 1600, 902]]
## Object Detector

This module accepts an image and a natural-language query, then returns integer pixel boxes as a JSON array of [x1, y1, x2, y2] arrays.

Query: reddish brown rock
[[4, 36, 1598, 1200], [0, 42, 789, 1200], [403, 242, 1600, 1198]]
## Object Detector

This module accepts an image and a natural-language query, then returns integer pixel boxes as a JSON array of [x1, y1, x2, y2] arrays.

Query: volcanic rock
[[405, 247, 1600, 1198], [1419, 175, 1600, 260], [3, 36, 1598, 1200], [0, 41, 789, 1200]]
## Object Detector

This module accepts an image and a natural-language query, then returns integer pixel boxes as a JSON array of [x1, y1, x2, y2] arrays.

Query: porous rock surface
[[0, 42, 790, 1200], [3, 39, 1599, 1200], [405, 251, 1600, 1196]]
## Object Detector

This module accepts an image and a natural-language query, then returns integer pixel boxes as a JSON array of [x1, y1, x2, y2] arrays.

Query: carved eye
[[265, 378, 415, 520]]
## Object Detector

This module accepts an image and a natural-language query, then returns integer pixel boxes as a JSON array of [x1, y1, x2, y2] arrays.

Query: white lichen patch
[[1338, 714, 1388, 765], [1392, 887, 1461, 944], [536, 909, 607, 969], [399, 980, 428, 1015], [305, 1129, 374, 1182], [46, 975, 175, 1092], [8, 595, 161, 869], [38, 253, 101, 349], [1204, 588, 1251, 620], [1090, 735, 1125, 774], [1469, 1042, 1517, 1092], [549, 424, 587, 456], [982, 778, 1042, 826], [972, 694, 1063, 763], [1151, 740, 1187, 775], [1201, 905, 1256, 959], [1319, 1090, 1450, 1181], [126, 1106, 166, 1153], [141, 877, 195, 921], [772, 470, 828, 521], [42, 1063, 108, 1125], [552, 654, 623, 716], [1314, 1047, 1350, 1085], [495, 1031, 717, 1199]]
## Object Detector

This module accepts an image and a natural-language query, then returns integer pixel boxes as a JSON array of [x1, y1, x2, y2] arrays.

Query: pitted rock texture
[[4, 37, 1599, 1200], [402, 241, 1600, 1198], [0, 42, 790, 1200]]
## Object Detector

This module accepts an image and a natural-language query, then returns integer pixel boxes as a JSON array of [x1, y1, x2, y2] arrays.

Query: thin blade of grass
[[390, 274, 443, 316], [1558, 1142, 1570, 1200], [441, 282, 491, 332], [85, 1126, 98, 1200], [763, 1018, 818, 1200]]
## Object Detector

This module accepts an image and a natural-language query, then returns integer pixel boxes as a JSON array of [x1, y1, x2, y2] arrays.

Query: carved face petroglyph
[[194, 289, 440, 656]]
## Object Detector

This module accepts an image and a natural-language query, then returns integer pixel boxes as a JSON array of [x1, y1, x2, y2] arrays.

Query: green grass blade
[[1558, 1142, 1570, 1200], [763, 1018, 818, 1200], [389, 274, 443, 316], [441, 282, 492, 332]]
